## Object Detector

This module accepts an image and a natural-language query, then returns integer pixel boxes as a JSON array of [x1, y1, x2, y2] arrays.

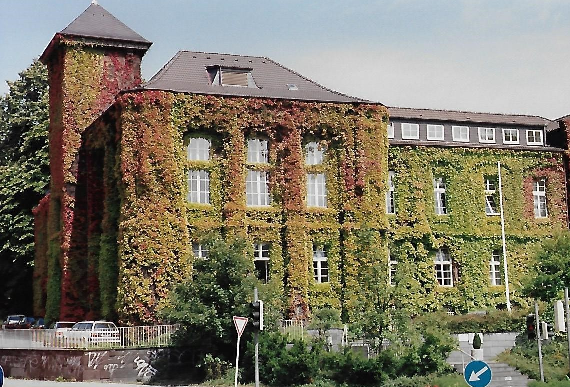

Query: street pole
[[254, 287, 260, 387], [535, 302, 544, 382], [564, 287, 570, 370]]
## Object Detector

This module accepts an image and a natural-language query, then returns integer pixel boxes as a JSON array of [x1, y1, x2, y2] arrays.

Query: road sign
[[464, 360, 492, 387], [0, 364, 4, 387], [233, 316, 248, 338]]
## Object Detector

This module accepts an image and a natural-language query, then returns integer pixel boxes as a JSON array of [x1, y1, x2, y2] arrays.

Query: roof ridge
[[389, 106, 549, 120]]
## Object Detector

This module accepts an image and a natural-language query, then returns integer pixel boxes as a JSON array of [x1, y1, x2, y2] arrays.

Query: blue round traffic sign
[[0, 364, 4, 387], [464, 360, 492, 387]]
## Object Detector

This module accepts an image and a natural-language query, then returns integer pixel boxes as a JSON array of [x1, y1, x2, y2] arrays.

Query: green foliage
[[524, 230, 570, 302], [308, 307, 342, 337], [473, 333, 482, 349], [0, 59, 49, 316], [529, 380, 570, 387], [159, 235, 257, 368], [439, 309, 526, 333], [497, 334, 570, 382]]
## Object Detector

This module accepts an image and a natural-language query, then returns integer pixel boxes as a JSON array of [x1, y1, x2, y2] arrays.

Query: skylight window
[[287, 84, 299, 91]]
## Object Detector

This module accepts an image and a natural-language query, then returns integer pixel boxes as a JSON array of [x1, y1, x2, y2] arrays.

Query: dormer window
[[208, 66, 257, 88]]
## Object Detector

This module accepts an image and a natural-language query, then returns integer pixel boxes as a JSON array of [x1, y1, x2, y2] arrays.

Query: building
[[33, 3, 568, 324]]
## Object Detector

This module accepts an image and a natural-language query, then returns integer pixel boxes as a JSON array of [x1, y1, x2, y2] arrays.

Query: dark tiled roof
[[60, 3, 150, 44], [389, 106, 550, 127], [143, 51, 366, 103]]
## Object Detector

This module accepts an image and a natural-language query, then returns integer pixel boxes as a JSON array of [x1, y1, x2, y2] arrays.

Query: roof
[[142, 51, 366, 103], [389, 106, 550, 127], [40, 2, 151, 62], [60, 2, 150, 44]]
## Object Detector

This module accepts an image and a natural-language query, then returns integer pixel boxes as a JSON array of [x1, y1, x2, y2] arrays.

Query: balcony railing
[[0, 325, 178, 350]]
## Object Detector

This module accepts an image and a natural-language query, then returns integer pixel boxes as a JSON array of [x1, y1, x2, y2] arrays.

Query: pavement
[[4, 378, 189, 387]]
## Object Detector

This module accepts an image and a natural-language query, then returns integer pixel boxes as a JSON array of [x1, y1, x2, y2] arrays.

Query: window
[[434, 249, 453, 287], [386, 170, 396, 214], [208, 66, 257, 88], [187, 170, 210, 204], [246, 170, 270, 206], [484, 178, 499, 215], [427, 124, 444, 141], [527, 130, 544, 146], [502, 128, 519, 144], [433, 177, 447, 215], [452, 125, 469, 142], [192, 243, 209, 259], [533, 178, 548, 218], [253, 243, 270, 283], [401, 123, 419, 139], [187, 138, 210, 161], [478, 127, 495, 143], [313, 247, 329, 283], [387, 122, 394, 139], [307, 173, 327, 207], [247, 139, 269, 163], [489, 250, 502, 286], [305, 141, 325, 165], [389, 254, 397, 286]]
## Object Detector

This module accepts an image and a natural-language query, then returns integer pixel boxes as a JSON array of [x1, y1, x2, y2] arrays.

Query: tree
[[159, 235, 258, 374], [0, 60, 49, 317], [523, 230, 570, 302]]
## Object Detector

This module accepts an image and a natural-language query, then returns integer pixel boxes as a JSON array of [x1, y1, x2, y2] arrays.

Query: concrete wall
[[0, 348, 160, 382]]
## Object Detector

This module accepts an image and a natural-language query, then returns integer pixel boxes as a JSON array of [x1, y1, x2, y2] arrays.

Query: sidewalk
[[5, 378, 187, 387]]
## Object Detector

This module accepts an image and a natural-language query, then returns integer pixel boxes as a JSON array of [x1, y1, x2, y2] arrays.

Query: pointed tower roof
[[41, 2, 151, 62]]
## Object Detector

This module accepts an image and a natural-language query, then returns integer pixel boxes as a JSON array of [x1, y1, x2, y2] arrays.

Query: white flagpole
[[498, 161, 511, 312]]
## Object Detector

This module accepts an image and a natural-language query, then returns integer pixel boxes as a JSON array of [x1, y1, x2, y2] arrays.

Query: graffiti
[[134, 355, 157, 381], [87, 351, 107, 369], [103, 363, 120, 376]]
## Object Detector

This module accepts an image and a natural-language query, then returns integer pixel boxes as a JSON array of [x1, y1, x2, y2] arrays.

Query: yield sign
[[233, 316, 248, 337]]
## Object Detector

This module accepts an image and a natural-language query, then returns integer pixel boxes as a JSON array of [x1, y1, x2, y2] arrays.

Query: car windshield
[[94, 323, 116, 330], [7, 316, 22, 322], [55, 322, 75, 329]]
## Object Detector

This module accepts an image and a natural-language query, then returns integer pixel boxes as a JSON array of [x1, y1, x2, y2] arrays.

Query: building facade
[[33, 4, 569, 324]]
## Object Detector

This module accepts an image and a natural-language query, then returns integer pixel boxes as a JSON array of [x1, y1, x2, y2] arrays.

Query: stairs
[[447, 333, 533, 387]]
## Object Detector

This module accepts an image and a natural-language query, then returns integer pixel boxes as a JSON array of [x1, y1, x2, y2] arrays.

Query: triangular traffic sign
[[233, 316, 248, 337]]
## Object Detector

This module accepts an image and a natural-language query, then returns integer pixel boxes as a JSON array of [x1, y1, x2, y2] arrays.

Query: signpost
[[233, 316, 248, 387], [464, 360, 492, 387]]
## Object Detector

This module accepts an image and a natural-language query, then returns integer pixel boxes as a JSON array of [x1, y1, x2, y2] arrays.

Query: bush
[[529, 381, 570, 387], [473, 333, 482, 349], [439, 309, 527, 333]]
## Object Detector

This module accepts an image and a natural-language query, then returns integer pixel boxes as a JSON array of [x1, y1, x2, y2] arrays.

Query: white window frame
[[187, 170, 210, 204], [452, 125, 470, 142], [307, 173, 327, 208], [401, 123, 419, 140], [478, 127, 495, 143], [246, 170, 271, 206], [313, 247, 329, 283], [489, 250, 502, 286], [253, 243, 270, 283], [484, 178, 499, 215], [305, 141, 325, 165], [247, 138, 269, 163], [386, 170, 395, 214], [389, 253, 397, 286], [387, 122, 394, 139], [533, 178, 548, 218], [502, 128, 519, 144], [192, 243, 209, 259], [427, 124, 444, 141], [434, 177, 447, 215], [187, 138, 211, 161], [434, 249, 453, 287], [526, 129, 544, 146]]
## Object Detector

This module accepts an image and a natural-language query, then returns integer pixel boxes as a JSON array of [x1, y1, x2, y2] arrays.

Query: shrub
[[438, 309, 526, 333], [473, 333, 482, 349]]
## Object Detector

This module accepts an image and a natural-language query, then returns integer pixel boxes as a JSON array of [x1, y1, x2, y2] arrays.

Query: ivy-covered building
[[33, 3, 388, 324], [33, 3, 568, 324]]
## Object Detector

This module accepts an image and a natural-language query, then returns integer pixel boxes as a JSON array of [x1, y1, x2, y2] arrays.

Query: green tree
[[0, 60, 49, 317], [159, 235, 258, 374], [523, 231, 570, 302]]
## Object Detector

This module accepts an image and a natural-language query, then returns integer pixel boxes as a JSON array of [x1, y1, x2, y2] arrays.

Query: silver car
[[66, 321, 120, 346]]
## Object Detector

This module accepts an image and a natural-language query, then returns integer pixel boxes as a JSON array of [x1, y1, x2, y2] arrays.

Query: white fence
[[0, 325, 178, 350], [280, 319, 305, 340]]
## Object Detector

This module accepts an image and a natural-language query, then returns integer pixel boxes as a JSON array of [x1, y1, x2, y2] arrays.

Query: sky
[[1, 0, 569, 120]]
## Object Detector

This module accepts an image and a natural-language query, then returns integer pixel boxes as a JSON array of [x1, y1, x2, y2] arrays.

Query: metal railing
[[0, 324, 178, 350], [280, 319, 305, 340]]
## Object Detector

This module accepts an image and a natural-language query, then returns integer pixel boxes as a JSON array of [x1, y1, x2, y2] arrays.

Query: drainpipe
[[498, 161, 511, 312]]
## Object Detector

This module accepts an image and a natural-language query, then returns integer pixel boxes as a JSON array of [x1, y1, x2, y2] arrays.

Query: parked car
[[2, 315, 28, 329], [53, 321, 75, 337], [65, 321, 121, 346], [32, 317, 46, 329]]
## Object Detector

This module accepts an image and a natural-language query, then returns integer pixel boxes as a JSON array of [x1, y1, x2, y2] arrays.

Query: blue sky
[[1, 0, 569, 119]]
